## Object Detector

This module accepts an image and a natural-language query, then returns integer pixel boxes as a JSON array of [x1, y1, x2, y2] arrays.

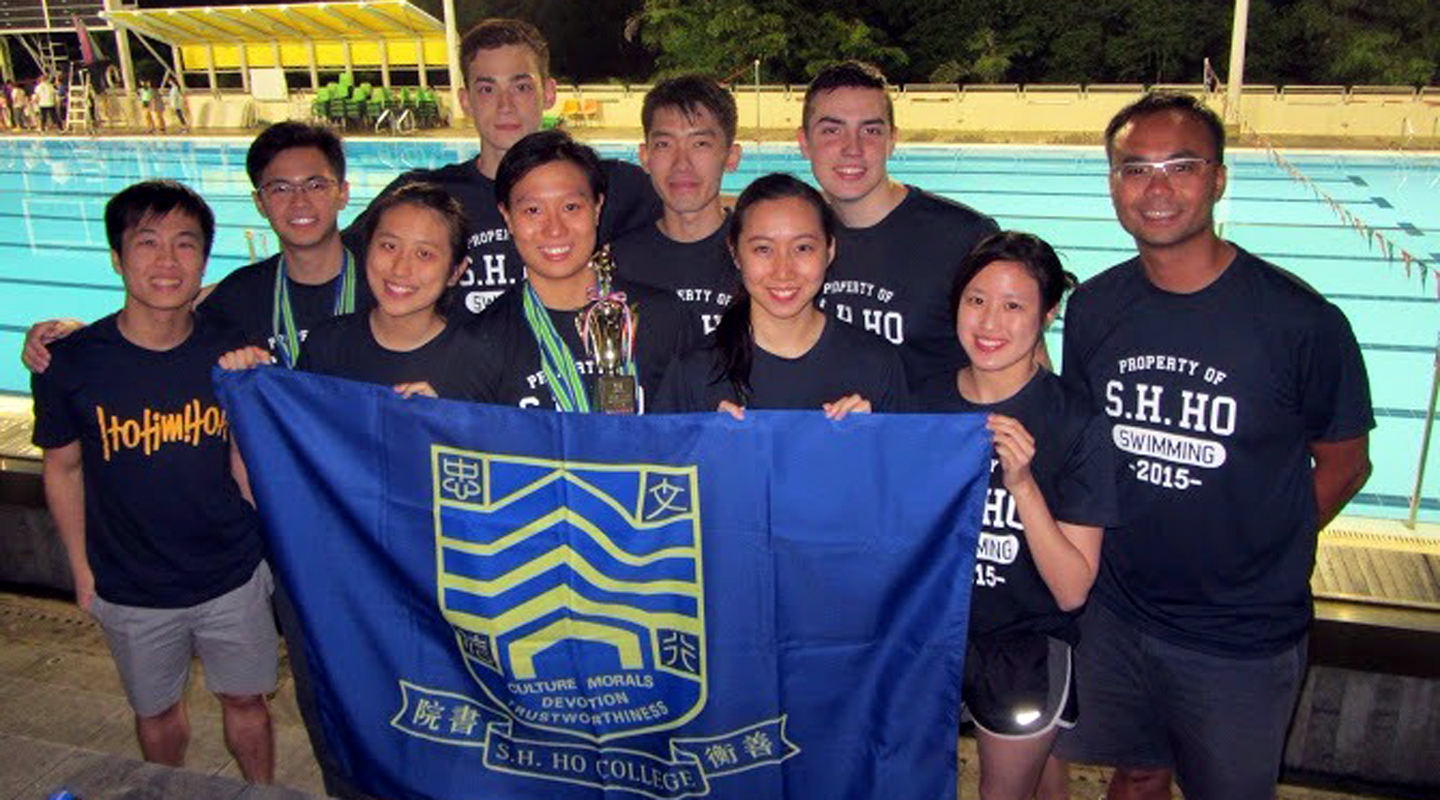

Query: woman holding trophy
[[653, 173, 906, 417], [470, 130, 696, 413]]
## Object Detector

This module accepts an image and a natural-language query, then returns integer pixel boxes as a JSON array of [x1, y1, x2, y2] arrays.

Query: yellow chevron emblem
[[432, 445, 706, 741]]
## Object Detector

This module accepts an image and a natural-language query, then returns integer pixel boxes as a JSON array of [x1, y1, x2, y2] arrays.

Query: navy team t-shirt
[[468, 276, 696, 412], [912, 367, 1117, 642], [653, 316, 907, 414], [821, 187, 997, 389], [30, 313, 263, 609], [298, 312, 491, 402], [1061, 247, 1374, 656], [200, 253, 376, 364], [612, 214, 737, 336]]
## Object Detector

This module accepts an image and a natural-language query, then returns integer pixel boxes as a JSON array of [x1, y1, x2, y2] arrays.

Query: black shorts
[[962, 634, 1076, 739]]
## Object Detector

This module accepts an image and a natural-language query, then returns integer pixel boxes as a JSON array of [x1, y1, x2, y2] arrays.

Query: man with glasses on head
[[1052, 91, 1373, 799]]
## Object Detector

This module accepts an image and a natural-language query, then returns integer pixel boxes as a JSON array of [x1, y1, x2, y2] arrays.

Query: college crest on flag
[[217, 367, 990, 800], [433, 448, 707, 741]]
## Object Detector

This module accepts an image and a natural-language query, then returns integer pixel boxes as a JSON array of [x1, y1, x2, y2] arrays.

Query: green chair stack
[[366, 87, 387, 125], [344, 85, 366, 129], [417, 88, 438, 128], [311, 87, 330, 120], [327, 89, 347, 128]]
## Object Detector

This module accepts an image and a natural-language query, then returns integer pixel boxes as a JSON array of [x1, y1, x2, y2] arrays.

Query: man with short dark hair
[[612, 75, 741, 334], [347, 18, 660, 317], [32, 180, 277, 783], [1053, 92, 1374, 799], [22, 121, 371, 373], [20, 121, 375, 799], [798, 61, 997, 388], [203, 121, 369, 366]]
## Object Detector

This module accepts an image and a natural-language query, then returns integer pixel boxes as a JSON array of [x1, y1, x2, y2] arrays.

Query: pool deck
[[0, 591, 1408, 800], [2, 396, 1438, 798]]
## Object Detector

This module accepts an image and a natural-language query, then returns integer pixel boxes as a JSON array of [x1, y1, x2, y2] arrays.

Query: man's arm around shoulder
[[22, 318, 85, 374]]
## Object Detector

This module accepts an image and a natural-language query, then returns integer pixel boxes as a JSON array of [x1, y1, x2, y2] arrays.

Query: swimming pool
[[1, 137, 1436, 521]]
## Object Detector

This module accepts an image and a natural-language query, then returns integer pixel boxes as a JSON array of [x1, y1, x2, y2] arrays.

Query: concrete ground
[[0, 590, 1402, 800]]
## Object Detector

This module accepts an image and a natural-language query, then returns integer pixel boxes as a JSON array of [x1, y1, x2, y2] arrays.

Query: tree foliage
[[623, 0, 1437, 86], [626, 0, 788, 80]]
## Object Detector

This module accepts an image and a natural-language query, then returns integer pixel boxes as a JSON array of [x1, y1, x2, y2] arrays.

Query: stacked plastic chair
[[344, 84, 367, 129], [417, 88, 439, 128], [366, 87, 387, 126], [311, 86, 330, 120]]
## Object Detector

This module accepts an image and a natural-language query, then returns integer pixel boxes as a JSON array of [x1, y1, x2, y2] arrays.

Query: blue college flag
[[218, 368, 989, 800]]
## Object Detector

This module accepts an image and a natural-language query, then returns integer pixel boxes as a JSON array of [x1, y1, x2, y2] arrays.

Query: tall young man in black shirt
[[798, 61, 998, 389], [31, 181, 277, 782], [1052, 92, 1374, 800], [347, 18, 660, 317], [612, 75, 742, 335]]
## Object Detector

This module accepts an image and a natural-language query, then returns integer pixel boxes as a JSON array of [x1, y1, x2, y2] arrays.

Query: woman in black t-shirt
[[468, 130, 695, 412], [654, 173, 905, 415], [912, 231, 1115, 800], [221, 182, 489, 402]]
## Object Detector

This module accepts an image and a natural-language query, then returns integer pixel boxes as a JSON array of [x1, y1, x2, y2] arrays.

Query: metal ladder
[[38, 36, 67, 76], [64, 71, 92, 133]]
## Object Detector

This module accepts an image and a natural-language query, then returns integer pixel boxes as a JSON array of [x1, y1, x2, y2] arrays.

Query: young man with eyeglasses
[[1052, 92, 1374, 799], [22, 122, 370, 371], [199, 122, 371, 363], [345, 18, 659, 318]]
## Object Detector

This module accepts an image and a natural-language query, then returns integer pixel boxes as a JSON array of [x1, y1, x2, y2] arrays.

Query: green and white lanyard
[[271, 248, 356, 369], [522, 280, 592, 413]]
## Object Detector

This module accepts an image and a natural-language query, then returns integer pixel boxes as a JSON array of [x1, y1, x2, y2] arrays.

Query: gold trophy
[[579, 247, 638, 414]]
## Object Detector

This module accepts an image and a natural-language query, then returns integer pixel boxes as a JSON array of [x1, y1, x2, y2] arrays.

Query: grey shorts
[[1053, 601, 1307, 800], [91, 561, 279, 717]]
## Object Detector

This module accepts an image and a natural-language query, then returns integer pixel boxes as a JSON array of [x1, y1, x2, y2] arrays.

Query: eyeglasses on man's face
[[1110, 157, 1215, 181], [258, 176, 339, 200]]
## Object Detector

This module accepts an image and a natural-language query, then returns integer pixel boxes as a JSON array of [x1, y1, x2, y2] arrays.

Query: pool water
[[1, 137, 1436, 521]]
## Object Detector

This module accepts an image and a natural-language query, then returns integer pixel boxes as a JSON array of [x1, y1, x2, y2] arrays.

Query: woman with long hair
[[654, 172, 905, 416]]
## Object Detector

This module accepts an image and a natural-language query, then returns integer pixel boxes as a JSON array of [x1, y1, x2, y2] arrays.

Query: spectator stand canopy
[[101, 1, 450, 96]]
